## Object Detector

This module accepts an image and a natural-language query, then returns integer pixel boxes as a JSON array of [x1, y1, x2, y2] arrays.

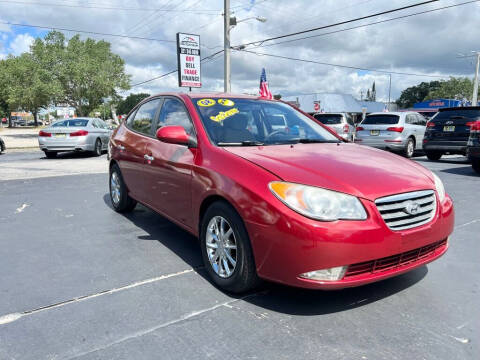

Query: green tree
[[0, 54, 62, 126], [89, 102, 113, 119], [31, 31, 131, 116], [396, 80, 441, 108], [424, 77, 473, 101], [116, 93, 150, 115]]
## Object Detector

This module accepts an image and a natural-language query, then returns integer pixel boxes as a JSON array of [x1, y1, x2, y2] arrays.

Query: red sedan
[[108, 93, 454, 293]]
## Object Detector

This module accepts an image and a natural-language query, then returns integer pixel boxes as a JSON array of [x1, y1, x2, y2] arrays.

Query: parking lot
[[0, 150, 478, 360]]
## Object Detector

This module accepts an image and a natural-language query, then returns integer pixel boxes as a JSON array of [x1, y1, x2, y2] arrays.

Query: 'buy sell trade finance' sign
[[176, 33, 201, 88]]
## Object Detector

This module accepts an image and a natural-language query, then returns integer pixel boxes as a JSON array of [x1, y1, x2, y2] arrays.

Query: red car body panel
[[110, 93, 455, 290]]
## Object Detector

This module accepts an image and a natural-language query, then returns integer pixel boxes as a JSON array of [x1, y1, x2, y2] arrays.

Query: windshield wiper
[[294, 138, 339, 144], [217, 141, 265, 146]]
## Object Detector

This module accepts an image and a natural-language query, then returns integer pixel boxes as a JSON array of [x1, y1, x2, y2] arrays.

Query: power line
[[0, 0, 222, 13], [130, 49, 224, 88], [235, 49, 452, 78], [247, 0, 480, 49], [231, 0, 439, 49]]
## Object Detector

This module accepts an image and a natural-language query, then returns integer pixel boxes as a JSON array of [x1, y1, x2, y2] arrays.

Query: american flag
[[259, 68, 273, 99]]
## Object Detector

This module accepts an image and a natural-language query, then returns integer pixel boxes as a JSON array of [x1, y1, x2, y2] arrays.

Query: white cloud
[[8, 33, 34, 55]]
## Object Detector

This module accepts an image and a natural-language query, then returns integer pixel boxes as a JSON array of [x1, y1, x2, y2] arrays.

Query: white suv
[[355, 112, 427, 158], [313, 113, 356, 141]]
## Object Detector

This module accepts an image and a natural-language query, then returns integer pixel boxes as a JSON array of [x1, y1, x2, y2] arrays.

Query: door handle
[[144, 154, 154, 161]]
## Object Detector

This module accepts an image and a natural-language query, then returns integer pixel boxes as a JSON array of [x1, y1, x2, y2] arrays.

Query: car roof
[[313, 112, 345, 115], [145, 92, 276, 101], [367, 112, 409, 116]]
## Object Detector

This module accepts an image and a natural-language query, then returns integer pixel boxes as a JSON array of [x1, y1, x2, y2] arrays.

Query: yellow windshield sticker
[[210, 108, 240, 122], [197, 98, 216, 107], [218, 98, 235, 107]]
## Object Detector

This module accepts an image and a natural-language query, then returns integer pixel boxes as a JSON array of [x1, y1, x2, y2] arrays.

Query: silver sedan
[[38, 118, 111, 158]]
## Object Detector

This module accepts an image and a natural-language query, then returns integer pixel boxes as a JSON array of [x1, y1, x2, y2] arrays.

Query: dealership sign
[[176, 33, 201, 88]]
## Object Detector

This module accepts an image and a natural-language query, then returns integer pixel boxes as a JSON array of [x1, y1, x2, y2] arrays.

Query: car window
[[416, 114, 427, 126], [92, 119, 100, 128], [130, 99, 161, 135], [363, 115, 400, 125], [313, 114, 342, 125], [52, 119, 89, 127], [157, 98, 194, 135], [405, 114, 415, 125], [193, 98, 339, 145], [434, 108, 480, 120]]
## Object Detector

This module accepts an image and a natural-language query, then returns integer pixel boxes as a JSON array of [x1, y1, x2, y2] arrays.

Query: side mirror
[[156, 125, 196, 147]]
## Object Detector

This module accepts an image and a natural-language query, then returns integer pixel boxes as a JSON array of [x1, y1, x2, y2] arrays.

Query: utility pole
[[473, 52, 480, 106], [224, 0, 231, 93], [388, 74, 392, 106]]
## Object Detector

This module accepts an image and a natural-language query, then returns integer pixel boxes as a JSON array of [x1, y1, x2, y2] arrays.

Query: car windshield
[[362, 115, 399, 125], [313, 114, 342, 125], [52, 119, 89, 127], [193, 98, 339, 146]]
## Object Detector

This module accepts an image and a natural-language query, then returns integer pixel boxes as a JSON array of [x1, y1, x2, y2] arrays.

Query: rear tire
[[44, 151, 57, 159], [472, 159, 480, 174], [200, 201, 260, 293], [109, 163, 137, 212], [93, 138, 102, 157], [403, 137, 415, 158], [425, 151, 443, 161]]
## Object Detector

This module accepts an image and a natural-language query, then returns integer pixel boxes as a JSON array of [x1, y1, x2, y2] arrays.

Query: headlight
[[269, 181, 367, 221], [432, 172, 445, 202]]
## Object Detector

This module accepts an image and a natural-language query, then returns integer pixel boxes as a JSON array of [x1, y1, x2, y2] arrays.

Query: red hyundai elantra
[[109, 93, 454, 293]]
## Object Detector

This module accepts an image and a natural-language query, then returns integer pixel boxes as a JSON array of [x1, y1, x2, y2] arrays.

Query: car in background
[[355, 111, 427, 158], [313, 113, 355, 141], [38, 117, 111, 158], [466, 119, 480, 174], [423, 107, 480, 161], [108, 93, 453, 293], [0, 136, 5, 154]]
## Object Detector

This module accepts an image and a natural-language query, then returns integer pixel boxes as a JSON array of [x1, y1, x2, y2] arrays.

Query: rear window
[[314, 114, 342, 125], [434, 109, 480, 120], [52, 119, 89, 127], [363, 115, 399, 125]]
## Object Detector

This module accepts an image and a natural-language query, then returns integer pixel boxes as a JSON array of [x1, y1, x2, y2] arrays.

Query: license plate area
[[443, 126, 455, 132], [54, 133, 66, 138], [370, 130, 380, 136]]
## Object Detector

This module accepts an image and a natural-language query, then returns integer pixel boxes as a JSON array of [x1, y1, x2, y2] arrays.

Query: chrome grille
[[375, 190, 436, 231]]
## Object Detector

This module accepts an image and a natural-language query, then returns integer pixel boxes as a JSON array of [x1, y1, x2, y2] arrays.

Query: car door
[[143, 97, 197, 229], [115, 98, 162, 204], [414, 113, 427, 148], [98, 119, 111, 148]]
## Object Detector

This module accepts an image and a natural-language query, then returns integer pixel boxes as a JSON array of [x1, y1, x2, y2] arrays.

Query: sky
[[0, 0, 479, 102]]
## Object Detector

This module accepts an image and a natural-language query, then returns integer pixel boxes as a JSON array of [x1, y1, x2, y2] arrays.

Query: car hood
[[224, 143, 435, 201]]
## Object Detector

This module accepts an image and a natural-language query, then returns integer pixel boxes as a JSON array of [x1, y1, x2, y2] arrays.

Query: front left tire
[[200, 201, 260, 293], [109, 163, 137, 212], [472, 159, 480, 174]]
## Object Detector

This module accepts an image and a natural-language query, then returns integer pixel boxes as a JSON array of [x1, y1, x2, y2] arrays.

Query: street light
[[224, 0, 267, 92]]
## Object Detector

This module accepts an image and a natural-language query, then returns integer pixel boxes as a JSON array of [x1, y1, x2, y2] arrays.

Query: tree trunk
[[8, 114, 12, 128], [33, 110, 38, 127]]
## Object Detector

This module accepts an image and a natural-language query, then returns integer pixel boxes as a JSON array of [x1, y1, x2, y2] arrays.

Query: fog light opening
[[299, 266, 347, 281]]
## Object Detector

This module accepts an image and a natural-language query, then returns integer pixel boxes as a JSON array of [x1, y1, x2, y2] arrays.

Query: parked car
[[466, 119, 480, 174], [313, 113, 355, 141], [0, 136, 5, 154], [109, 93, 454, 293], [355, 111, 427, 158], [423, 107, 480, 161], [27, 120, 44, 126], [38, 118, 111, 158]]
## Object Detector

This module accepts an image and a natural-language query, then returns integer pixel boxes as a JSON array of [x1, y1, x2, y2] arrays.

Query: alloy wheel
[[110, 171, 121, 205], [205, 216, 237, 278]]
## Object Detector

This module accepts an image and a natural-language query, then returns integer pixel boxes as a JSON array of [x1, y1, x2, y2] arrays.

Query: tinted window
[[157, 98, 194, 135], [131, 99, 161, 135], [435, 109, 480, 121], [416, 114, 427, 126], [52, 119, 89, 127], [363, 115, 400, 125], [314, 114, 342, 125], [194, 98, 339, 145]]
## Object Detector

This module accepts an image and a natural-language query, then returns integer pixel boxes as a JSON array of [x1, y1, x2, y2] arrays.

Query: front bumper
[[246, 194, 454, 289]]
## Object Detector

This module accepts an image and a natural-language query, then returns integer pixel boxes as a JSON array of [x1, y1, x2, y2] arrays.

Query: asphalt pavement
[[0, 150, 478, 360]]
